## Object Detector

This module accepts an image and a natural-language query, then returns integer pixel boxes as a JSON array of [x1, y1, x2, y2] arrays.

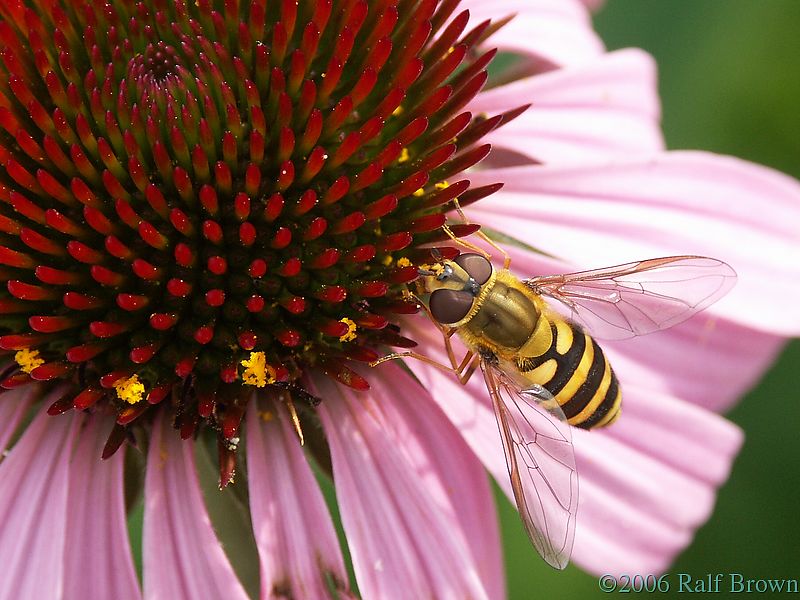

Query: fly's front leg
[[450, 197, 512, 271]]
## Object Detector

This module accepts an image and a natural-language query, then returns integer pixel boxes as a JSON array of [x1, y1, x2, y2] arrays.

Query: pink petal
[[245, 397, 353, 599], [605, 321, 784, 413], [0, 385, 34, 452], [64, 414, 141, 600], [316, 365, 503, 600], [472, 49, 664, 163], [468, 152, 800, 334], [572, 395, 743, 575], [143, 412, 249, 600], [460, 0, 604, 67], [401, 320, 510, 494], [0, 406, 77, 599]]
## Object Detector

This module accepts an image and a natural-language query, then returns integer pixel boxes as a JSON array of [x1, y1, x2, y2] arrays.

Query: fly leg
[[449, 197, 512, 270], [369, 326, 480, 386], [438, 196, 513, 270], [368, 348, 480, 385]]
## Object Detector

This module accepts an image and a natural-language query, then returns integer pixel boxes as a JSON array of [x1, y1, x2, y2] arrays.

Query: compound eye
[[429, 289, 473, 324], [455, 253, 492, 285]]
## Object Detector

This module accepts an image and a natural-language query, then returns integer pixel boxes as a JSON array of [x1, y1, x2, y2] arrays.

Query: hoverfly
[[373, 248, 736, 569]]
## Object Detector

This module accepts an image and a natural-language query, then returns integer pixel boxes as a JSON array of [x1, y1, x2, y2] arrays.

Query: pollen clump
[[338, 318, 358, 342], [15, 348, 44, 374], [241, 352, 277, 388], [115, 376, 146, 404], [396, 257, 412, 268], [420, 263, 446, 277]]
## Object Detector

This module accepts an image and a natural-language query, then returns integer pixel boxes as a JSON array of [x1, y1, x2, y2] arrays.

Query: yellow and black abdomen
[[515, 316, 621, 429]]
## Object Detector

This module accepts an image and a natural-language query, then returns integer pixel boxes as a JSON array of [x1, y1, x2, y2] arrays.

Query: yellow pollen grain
[[338, 318, 358, 342], [15, 348, 43, 374], [447, 46, 455, 54], [435, 180, 450, 190], [399, 147, 410, 163], [258, 409, 275, 422], [396, 257, 412, 268], [412, 188, 425, 197], [115, 375, 145, 404], [241, 351, 276, 388], [392, 105, 404, 116], [382, 255, 394, 266], [420, 262, 445, 277]]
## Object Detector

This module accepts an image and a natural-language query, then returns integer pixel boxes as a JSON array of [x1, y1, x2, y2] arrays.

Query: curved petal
[[402, 319, 510, 494], [468, 152, 800, 334], [606, 321, 783, 413], [572, 393, 743, 575], [472, 49, 664, 163], [0, 385, 34, 452], [0, 406, 77, 600], [64, 414, 141, 600], [460, 0, 604, 67], [246, 397, 353, 599], [316, 365, 503, 600], [143, 412, 249, 600]]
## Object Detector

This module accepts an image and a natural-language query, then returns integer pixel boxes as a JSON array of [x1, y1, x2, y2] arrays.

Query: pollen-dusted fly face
[[417, 253, 495, 324]]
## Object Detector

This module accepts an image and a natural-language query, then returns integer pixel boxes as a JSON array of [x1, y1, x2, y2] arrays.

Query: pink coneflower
[[0, 1, 798, 598]]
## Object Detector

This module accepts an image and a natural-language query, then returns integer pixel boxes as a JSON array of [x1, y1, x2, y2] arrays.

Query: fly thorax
[[466, 280, 541, 351]]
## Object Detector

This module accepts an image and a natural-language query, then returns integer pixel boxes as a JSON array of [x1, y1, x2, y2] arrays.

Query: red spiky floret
[[0, 0, 509, 474]]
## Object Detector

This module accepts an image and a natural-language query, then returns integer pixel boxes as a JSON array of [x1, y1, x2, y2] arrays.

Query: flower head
[[1, 1, 799, 599], [0, 0, 505, 452]]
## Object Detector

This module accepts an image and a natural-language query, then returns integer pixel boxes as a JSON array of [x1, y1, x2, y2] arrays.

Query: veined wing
[[524, 256, 736, 340], [482, 360, 578, 570]]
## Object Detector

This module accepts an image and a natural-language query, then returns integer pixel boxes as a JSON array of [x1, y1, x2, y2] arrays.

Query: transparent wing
[[524, 256, 736, 340], [482, 360, 578, 570]]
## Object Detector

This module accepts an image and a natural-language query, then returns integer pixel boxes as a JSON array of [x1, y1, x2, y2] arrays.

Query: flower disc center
[[130, 41, 184, 86]]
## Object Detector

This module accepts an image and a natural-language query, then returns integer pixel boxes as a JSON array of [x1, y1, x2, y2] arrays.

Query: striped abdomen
[[514, 317, 621, 429]]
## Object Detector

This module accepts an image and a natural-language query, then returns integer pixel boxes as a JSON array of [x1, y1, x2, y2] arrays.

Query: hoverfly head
[[417, 259, 471, 292], [419, 253, 494, 324]]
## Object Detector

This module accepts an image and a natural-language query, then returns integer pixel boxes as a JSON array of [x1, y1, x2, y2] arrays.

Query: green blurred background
[[500, 1, 800, 597]]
